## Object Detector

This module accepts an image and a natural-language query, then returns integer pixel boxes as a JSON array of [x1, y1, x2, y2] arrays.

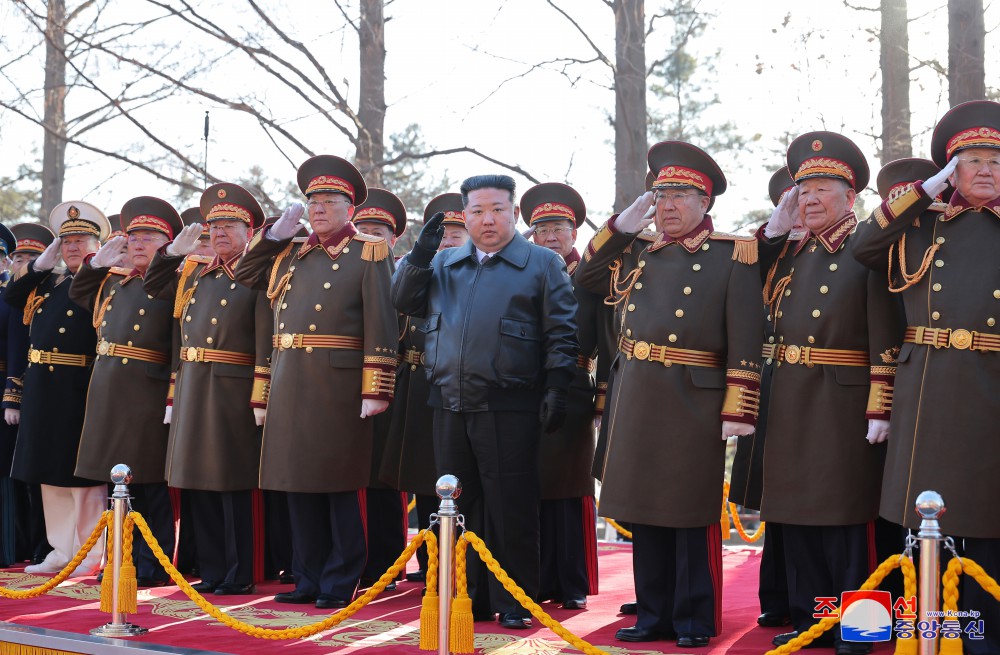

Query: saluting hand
[[167, 223, 205, 257], [923, 156, 959, 200], [408, 211, 446, 268], [722, 421, 754, 440], [866, 419, 890, 444], [361, 399, 389, 418], [270, 202, 306, 241], [34, 237, 62, 272], [91, 236, 128, 268], [764, 185, 800, 239], [614, 192, 655, 234]]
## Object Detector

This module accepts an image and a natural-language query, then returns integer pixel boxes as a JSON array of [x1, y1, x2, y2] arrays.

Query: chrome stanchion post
[[915, 490, 944, 655], [436, 475, 461, 655], [91, 464, 147, 637]]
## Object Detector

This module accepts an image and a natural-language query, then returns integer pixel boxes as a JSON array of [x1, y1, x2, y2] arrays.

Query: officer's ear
[[844, 187, 857, 211], [697, 194, 711, 214], [346, 204, 356, 220]]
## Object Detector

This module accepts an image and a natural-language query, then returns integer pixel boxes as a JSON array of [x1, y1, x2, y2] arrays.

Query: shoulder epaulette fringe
[[636, 230, 657, 242], [109, 266, 131, 276], [292, 236, 308, 243], [709, 232, 759, 265], [173, 257, 205, 319], [357, 234, 390, 262]]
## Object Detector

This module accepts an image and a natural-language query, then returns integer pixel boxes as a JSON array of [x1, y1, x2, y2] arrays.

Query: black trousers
[[174, 489, 198, 574], [539, 496, 598, 602], [759, 522, 789, 616], [414, 493, 438, 573], [26, 483, 49, 563], [129, 482, 175, 581], [188, 489, 256, 586], [434, 408, 540, 618], [286, 490, 367, 600], [780, 522, 874, 633], [264, 490, 293, 579], [632, 522, 723, 637], [960, 536, 1000, 655], [363, 488, 408, 582]]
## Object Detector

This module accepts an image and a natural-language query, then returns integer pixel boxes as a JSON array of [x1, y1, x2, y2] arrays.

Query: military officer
[[0, 224, 21, 567], [379, 194, 469, 581], [7, 201, 110, 576], [350, 188, 411, 588], [234, 155, 398, 609], [2, 224, 55, 568], [142, 183, 271, 595], [521, 183, 604, 611], [69, 196, 183, 586], [576, 142, 763, 648], [729, 167, 799, 629], [757, 132, 904, 655], [851, 100, 1000, 655]]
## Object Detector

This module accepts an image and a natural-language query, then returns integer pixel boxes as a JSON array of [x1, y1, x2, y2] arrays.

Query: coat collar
[[298, 221, 357, 260], [942, 190, 1000, 221], [120, 267, 144, 285], [793, 211, 857, 256], [648, 215, 713, 253], [201, 251, 242, 279], [564, 247, 581, 276], [443, 231, 531, 269]]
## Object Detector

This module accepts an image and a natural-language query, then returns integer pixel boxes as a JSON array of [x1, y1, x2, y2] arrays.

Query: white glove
[[269, 203, 306, 241], [5, 408, 20, 426], [91, 236, 128, 268], [613, 192, 655, 234], [360, 398, 389, 418], [922, 157, 959, 199], [166, 224, 205, 257], [722, 421, 755, 440], [34, 237, 62, 271], [866, 419, 890, 444], [764, 185, 800, 239], [253, 407, 266, 426], [163, 405, 172, 425]]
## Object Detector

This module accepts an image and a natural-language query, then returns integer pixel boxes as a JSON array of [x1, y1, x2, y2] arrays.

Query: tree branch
[[332, 0, 359, 32], [544, 0, 614, 70], [365, 147, 541, 184]]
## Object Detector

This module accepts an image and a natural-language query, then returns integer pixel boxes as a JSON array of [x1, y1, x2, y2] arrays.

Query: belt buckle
[[784, 344, 801, 364], [29, 349, 41, 365], [949, 329, 973, 350], [419, 352, 426, 366], [632, 340, 651, 361], [279, 333, 294, 350], [185, 346, 199, 362], [97, 340, 110, 356]]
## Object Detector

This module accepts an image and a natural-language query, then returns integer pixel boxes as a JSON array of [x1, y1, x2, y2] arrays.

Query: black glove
[[408, 211, 445, 268], [540, 387, 568, 434]]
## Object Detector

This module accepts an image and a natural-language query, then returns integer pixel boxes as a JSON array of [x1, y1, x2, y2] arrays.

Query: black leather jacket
[[392, 233, 578, 412]]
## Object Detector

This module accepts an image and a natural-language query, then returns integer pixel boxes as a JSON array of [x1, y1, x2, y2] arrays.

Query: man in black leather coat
[[392, 174, 578, 630]]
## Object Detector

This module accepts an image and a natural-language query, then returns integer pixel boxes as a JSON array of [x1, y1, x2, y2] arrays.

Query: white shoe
[[69, 558, 102, 578], [25, 560, 69, 574]]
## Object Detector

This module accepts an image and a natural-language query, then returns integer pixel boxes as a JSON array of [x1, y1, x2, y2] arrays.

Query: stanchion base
[[90, 623, 148, 637]]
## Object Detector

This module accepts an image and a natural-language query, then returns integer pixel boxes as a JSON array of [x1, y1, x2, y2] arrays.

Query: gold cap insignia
[[68, 205, 80, 219], [811, 140, 823, 152], [217, 189, 227, 199]]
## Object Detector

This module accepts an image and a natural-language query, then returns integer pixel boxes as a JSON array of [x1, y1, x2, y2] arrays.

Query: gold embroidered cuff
[[867, 381, 894, 419], [251, 376, 270, 408], [167, 371, 176, 405], [721, 382, 760, 424], [362, 366, 396, 401]]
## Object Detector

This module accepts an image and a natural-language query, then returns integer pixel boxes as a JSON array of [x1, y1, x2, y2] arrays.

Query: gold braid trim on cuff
[[868, 382, 893, 413], [252, 377, 270, 405], [722, 384, 760, 418]]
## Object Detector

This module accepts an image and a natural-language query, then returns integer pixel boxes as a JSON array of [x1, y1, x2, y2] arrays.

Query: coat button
[[811, 309, 821, 318], [627, 304, 636, 311], [206, 337, 214, 344], [935, 260, 944, 268], [989, 318, 996, 327], [66, 309, 73, 316], [281, 303, 287, 309], [231, 283, 237, 290], [675, 309, 684, 318], [279, 322, 285, 329], [994, 290, 1000, 299], [638, 260, 646, 268], [324, 282, 332, 289], [139, 309, 145, 315], [625, 329, 632, 337], [309, 324, 317, 332], [185, 316, 192, 322], [932, 311, 940, 320], [936, 236, 946, 244], [808, 336, 815, 343], [668, 334, 677, 343], [343, 247, 350, 254], [315, 304, 323, 311], [829, 263, 838, 272], [220, 299, 227, 306], [768, 336, 775, 343], [332, 264, 340, 270], [58, 327, 65, 333], [819, 285, 829, 294], [634, 282, 643, 290], [410, 325, 416, 332], [784, 289, 791, 296], [702, 243, 710, 251], [133, 324, 141, 331], [933, 283, 942, 292], [683, 286, 692, 295], [211, 318, 217, 325], [692, 264, 701, 271], [776, 310, 783, 318]]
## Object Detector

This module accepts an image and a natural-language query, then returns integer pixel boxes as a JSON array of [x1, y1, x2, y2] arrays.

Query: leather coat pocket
[[417, 313, 440, 373], [496, 317, 541, 381]]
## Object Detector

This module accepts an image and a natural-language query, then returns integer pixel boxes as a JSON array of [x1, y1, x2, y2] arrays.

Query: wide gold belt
[[97, 340, 169, 364], [904, 326, 1000, 352], [761, 343, 868, 367], [29, 348, 93, 367], [180, 346, 254, 366], [577, 354, 596, 373], [618, 336, 722, 368], [272, 333, 364, 351], [403, 348, 424, 366]]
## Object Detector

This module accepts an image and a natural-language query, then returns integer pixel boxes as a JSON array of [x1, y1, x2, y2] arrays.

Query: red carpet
[[0, 542, 894, 654]]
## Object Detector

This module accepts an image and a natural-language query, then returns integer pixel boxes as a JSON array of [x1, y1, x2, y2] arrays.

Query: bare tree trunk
[[357, 0, 386, 186], [40, 0, 67, 220], [613, 0, 646, 213], [880, 0, 911, 164], [948, 0, 985, 106]]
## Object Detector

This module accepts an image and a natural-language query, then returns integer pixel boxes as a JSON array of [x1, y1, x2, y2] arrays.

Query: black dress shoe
[[191, 580, 220, 593], [274, 591, 317, 604], [835, 642, 872, 655], [615, 626, 677, 642], [96, 570, 104, 583], [315, 595, 349, 610], [136, 577, 168, 588], [757, 611, 792, 627], [677, 633, 710, 648], [405, 570, 426, 582], [773, 630, 835, 649], [561, 597, 587, 610], [619, 601, 637, 615], [214, 583, 256, 595], [498, 613, 531, 629]]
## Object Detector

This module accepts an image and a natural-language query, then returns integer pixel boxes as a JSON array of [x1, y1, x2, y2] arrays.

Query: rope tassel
[[449, 537, 474, 654], [419, 531, 439, 651]]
